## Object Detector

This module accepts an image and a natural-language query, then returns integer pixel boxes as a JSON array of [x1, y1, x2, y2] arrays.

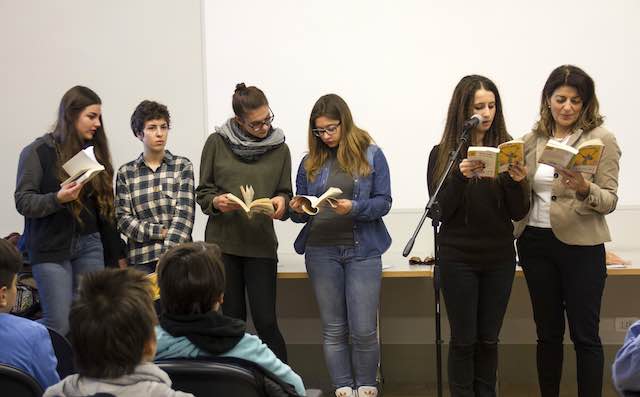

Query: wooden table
[[277, 251, 640, 279]]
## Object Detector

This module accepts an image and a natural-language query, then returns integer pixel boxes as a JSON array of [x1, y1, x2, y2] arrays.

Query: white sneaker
[[335, 386, 356, 397], [357, 386, 378, 397]]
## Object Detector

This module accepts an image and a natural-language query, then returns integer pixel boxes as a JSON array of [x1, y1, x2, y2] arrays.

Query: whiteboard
[[203, 0, 638, 208]]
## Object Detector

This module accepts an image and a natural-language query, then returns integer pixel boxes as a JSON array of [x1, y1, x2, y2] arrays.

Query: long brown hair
[[305, 94, 372, 181], [431, 75, 510, 190], [51, 86, 115, 222], [533, 65, 604, 137]]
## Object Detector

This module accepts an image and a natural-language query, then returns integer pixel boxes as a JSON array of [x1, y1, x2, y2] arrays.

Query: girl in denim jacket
[[290, 94, 391, 397]]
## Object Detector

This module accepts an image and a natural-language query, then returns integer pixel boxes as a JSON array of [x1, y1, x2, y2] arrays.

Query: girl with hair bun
[[196, 83, 292, 362]]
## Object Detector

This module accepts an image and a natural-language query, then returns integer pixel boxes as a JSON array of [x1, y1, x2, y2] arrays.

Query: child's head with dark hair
[[130, 100, 171, 139], [157, 242, 226, 315], [0, 239, 22, 313], [69, 268, 157, 379]]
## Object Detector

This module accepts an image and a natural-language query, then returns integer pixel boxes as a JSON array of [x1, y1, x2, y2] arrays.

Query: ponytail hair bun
[[232, 83, 268, 118]]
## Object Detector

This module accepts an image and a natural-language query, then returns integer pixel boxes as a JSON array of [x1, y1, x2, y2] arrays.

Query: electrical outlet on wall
[[615, 317, 639, 332]]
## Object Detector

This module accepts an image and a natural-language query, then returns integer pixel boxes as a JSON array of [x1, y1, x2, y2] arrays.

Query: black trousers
[[221, 253, 288, 362], [518, 226, 606, 397], [440, 259, 515, 397]]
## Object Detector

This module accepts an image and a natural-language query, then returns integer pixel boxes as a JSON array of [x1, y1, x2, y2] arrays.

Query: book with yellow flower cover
[[538, 138, 605, 174], [467, 139, 524, 178]]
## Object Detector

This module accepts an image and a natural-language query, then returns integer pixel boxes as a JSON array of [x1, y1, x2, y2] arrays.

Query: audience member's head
[[69, 268, 157, 378], [157, 242, 225, 316], [0, 239, 22, 313]]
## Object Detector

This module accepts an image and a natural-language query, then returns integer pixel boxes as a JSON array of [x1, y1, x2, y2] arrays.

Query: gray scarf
[[215, 118, 285, 162]]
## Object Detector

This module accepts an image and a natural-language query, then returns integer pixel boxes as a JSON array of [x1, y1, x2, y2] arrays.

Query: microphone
[[463, 114, 482, 130]]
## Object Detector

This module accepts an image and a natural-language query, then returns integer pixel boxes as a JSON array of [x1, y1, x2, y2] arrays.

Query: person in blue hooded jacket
[[290, 94, 392, 397], [153, 242, 305, 396], [613, 320, 640, 396]]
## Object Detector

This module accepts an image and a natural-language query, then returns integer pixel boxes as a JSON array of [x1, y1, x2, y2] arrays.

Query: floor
[[378, 383, 620, 396]]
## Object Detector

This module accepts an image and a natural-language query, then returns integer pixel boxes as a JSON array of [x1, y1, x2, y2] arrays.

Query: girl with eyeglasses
[[427, 75, 529, 396], [196, 83, 292, 362], [290, 94, 392, 397]]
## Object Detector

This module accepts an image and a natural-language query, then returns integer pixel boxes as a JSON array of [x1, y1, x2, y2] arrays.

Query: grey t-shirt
[[307, 156, 355, 247]]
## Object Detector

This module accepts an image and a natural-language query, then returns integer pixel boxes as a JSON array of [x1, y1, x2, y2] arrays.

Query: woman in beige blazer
[[515, 65, 621, 397]]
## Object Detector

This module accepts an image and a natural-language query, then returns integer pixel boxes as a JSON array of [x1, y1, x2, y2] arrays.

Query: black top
[[427, 145, 529, 265], [15, 134, 124, 266], [307, 152, 355, 246]]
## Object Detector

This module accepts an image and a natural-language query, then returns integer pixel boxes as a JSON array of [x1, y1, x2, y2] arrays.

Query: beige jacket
[[513, 126, 621, 245]]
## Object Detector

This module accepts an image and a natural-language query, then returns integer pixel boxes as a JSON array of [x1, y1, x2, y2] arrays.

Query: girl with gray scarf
[[195, 83, 293, 362]]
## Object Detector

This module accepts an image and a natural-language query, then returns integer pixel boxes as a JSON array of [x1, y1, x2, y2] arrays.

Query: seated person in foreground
[[613, 320, 640, 396], [44, 268, 193, 397], [154, 242, 306, 396], [0, 238, 59, 389]]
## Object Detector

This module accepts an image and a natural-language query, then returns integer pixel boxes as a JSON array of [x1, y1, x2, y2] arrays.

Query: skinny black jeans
[[518, 226, 606, 397], [221, 253, 288, 362], [440, 259, 515, 397]]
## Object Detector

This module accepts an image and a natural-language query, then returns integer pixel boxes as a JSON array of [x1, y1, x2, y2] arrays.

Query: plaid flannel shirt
[[116, 151, 195, 265]]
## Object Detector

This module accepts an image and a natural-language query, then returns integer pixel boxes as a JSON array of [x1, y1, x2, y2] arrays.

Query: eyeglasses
[[409, 256, 435, 266], [312, 122, 341, 137], [244, 109, 275, 131]]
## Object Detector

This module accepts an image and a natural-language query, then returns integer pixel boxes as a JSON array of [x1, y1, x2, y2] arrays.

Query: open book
[[293, 187, 343, 215], [467, 139, 524, 178], [538, 138, 605, 174], [227, 185, 274, 217], [61, 146, 105, 186]]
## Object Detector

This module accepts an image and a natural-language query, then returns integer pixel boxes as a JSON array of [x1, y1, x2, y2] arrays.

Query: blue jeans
[[305, 245, 382, 389], [32, 233, 105, 335]]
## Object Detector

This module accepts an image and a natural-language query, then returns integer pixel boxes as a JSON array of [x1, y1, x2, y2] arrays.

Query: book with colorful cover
[[466, 139, 524, 178], [538, 138, 604, 174]]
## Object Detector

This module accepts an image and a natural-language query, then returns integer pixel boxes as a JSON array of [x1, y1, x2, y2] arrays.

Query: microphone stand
[[403, 126, 471, 397]]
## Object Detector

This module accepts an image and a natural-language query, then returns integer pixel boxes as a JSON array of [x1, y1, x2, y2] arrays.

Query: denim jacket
[[291, 144, 392, 258]]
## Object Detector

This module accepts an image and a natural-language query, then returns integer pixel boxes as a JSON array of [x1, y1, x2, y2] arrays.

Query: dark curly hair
[[130, 100, 171, 138]]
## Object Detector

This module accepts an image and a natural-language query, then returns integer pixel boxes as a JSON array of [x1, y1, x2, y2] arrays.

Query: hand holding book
[[557, 168, 590, 195], [56, 181, 84, 204], [271, 195, 286, 220], [212, 193, 243, 213]]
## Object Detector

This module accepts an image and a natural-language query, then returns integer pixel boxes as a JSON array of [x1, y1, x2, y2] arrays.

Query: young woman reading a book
[[195, 83, 292, 362], [426, 75, 529, 397], [515, 65, 621, 397], [14, 85, 123, 335], [290, 94, 392, 397]]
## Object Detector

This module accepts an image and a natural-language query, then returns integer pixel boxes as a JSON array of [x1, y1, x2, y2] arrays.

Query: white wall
[[2, 1, 638, 236], [204, 0, 640, 209], [0, 0, 207, 237]]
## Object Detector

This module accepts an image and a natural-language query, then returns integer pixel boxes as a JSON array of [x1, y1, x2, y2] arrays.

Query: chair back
[[0, 363, 44, 397], [156, 356, 300, 397], [47, 326, 76, 378]]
